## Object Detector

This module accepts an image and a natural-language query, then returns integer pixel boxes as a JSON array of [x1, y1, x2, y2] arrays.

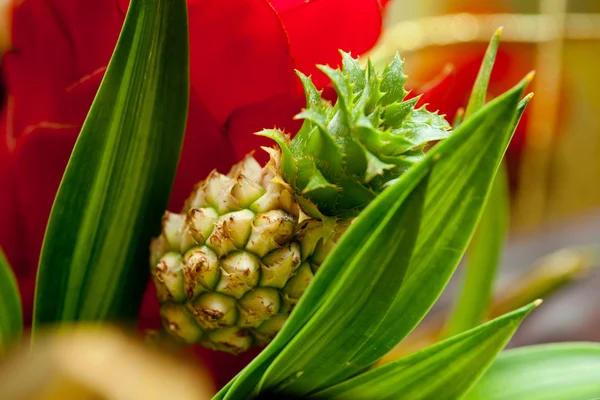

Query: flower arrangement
[[0, 0, 599, 399]]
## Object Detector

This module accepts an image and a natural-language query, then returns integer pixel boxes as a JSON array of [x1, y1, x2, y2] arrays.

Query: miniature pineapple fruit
[[150, 53, 451, 353]]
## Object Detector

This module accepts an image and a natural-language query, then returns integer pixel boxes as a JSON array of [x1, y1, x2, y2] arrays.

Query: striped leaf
[[33, 0, 189, 328]]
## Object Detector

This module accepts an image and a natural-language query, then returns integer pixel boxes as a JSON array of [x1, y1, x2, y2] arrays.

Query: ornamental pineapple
[[150, 53, 451, 353]]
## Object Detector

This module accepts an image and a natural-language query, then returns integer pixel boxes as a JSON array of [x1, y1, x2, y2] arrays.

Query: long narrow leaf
[[445, 157, 509, 336], [33, 0, 189, 328], [465, 343, 600, 400], [464, 28, 502, 119], [444, 29, 509, 336], [343, 76, 531, 376], [315, 301, 538, 400], [260, 172, 429, 393], [0, 248, 22, 352], [451, 166, 510, 332], [445, 92, 532, 336]]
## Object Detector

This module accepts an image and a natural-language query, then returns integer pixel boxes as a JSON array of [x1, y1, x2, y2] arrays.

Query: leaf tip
[[534, 298, 543, 307], [494, 26, 504, 37], [525, 70, 536, 84], [511, 72, 536, 98], [523, 92, 535, 105]]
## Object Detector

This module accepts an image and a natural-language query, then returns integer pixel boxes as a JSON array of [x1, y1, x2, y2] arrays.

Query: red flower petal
[[187, 0, 298, 125], [8, 124, 79, 323], [0, 105, 25, 275], [138, 281, 161, 331], [193, 345, 263, 389], [60, 69, 105, 127], [225, 93, 305, 164], [5, 0, 123, 140], [5, 3, 74, 141], [43, 0, 123, 79], [271, 0, 384, 86], [412, 64, 456, 114], [13, 125, 78, 270], [169, 88, 237, 210]]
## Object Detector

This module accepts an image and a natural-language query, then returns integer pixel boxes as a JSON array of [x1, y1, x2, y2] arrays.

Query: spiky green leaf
[[282, 53, 453, 217], [397, 106, 451, 152], [383, 97, 419, 129], [318, 65, 353, 126], [380, 54, 409, 106], [341, 52, 366, 94], [256, 129, 298, 187]]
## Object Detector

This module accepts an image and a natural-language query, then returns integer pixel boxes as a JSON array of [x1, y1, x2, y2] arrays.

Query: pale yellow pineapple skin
[[150, 149, 348, 353]]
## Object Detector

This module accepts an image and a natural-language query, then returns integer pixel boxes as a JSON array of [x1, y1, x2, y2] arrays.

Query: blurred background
[[372, 0, 600, 348]]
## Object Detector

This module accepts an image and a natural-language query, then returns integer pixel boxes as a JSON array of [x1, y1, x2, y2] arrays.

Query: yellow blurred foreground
[[0, 326, 214, 400]]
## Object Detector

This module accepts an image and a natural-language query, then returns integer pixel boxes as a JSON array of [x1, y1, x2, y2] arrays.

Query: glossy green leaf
[[445, 28, 507, 336], [315, 302, 538, 400], [339, 76, 531, 377], [223, 150, 434, 400], [445, 164, 509, 336], [0, 248, 22, 352], [259, 169, 429, 393], [465, 343, 600, 400], [222, 76, 530, 400], [445, 91, 532, 337], [464, 28, 502, 119], [33, 0, 189, 328]]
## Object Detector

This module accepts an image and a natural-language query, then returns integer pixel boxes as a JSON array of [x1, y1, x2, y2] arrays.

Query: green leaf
[[255, 129, 298, 188], [444, 28, 508, 335], [379, 54, 409, 106], [341, 51, 366, 95], [259, 170, 429, 394], [222, 75, 531, 400], [382, 97, 419, 129], [223, 153, 434, 400], [318, 65, 353, 126], [0, 248, 22, 352], [445, 91, 532, 337], [445, 164, 509, 336], [213, 378, 236, 400], [290, 72, 326, 158], [342, 76, 531, 376], [464, 27, 502, 119], [398, 106, 451, 152], [465, 343, 600, 400], [33, 0, 189, 328], [364, 149, 395, 182], [315, 302, 538, 400]]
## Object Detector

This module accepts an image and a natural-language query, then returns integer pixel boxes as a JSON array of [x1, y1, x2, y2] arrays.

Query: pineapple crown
[[259, 52, 451, 218]]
